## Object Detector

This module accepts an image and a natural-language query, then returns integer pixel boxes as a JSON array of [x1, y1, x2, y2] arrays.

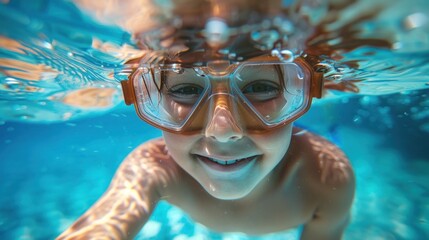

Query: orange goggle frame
[[121, 56, 323, 133]]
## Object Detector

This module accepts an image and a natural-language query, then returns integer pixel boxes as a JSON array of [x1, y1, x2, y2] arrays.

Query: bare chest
[[169, 186, 316, 235]]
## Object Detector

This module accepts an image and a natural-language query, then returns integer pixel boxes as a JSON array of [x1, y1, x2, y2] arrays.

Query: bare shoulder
[[293, 129, 355, 188], [292, 128, 355, 237], [113, 138, 181, 194], [122, 138, 171, 167], [291, 129, 355, 214]]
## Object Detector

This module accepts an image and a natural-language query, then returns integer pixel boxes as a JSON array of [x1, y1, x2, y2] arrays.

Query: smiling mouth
[[205, 156, 254, 165], [195, 154, 258, 174]]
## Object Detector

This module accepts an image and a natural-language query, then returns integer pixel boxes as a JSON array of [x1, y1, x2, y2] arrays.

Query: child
[[59, 0, 355, 239]]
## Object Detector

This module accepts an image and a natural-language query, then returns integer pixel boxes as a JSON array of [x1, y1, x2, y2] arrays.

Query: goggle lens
[[233, 62, 308, 126], [135, 67, 210, 131]]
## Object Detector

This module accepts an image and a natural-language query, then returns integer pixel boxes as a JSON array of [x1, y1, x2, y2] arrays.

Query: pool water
[[1, 0, 429, 239], [1, 92, 428, 240]]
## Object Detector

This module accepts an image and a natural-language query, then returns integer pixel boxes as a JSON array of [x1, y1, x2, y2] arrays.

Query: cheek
[[163, 132, 196, 163], [251, 124, 293, 160]]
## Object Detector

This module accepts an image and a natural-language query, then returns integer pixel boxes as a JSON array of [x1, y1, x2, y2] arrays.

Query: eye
[[242, 81, 281, 101], [167, 84, 204, 104]]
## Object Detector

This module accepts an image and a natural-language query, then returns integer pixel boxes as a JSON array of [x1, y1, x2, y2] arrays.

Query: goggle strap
[[121, 79, 135, 105], [311, 71, 324, 99]]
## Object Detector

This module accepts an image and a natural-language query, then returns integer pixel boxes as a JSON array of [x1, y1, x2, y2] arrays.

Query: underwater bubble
[[16, 114, 35, 120], [41, 41, 53, 49], [271, 49, 294, 62], [404, 12, 428, 30], [353, 115, 362, 124], [62, 112, 73, 120], [280, 49, 294, 61], [314, 63, 334, 74], [205, 18, 230, 47], [359, 96, 380, 106], [392, 42, 403, 49], [271, 49, 281, 57]]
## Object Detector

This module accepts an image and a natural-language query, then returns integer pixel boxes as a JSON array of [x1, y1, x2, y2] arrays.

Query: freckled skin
[[57, 128, 355, 240]]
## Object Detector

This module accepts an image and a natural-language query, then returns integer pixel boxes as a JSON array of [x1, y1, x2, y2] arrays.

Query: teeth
[[208, 157, 244, 165]]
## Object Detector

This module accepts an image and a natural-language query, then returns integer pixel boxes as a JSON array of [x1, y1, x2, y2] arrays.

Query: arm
[[57, 139, 177, 240], [300, 134, 356, 240]]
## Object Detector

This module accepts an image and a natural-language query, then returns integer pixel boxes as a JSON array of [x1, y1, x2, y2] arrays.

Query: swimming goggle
[[121, 55, 323, 133]]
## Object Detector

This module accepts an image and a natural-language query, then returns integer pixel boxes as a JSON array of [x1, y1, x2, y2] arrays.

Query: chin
[[199, 179, 259, 200], [205, 188, 252, 200]]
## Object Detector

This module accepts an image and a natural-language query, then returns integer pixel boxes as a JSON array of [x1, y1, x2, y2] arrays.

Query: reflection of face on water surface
[[1, 0, 428, 123]]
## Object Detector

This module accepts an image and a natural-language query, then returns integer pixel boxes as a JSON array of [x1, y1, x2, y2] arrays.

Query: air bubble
[[280, 50, 294, 61], [315, 63, 334, 74], [353, 116, 362, 124], [404, 12, 428, 30], [18, 114, 34, 120]]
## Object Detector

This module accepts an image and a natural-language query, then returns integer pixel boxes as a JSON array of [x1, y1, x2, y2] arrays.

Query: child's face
[[163, 120, 293, 200], [122, 56, 321, 200]]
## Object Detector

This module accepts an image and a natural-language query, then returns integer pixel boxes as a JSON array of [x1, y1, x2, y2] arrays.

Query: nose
[[204, 98, 244, 142]]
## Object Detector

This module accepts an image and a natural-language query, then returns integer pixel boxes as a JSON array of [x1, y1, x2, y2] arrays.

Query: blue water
[[1, 93, 428, 239], [1, 0, 429, 239]]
